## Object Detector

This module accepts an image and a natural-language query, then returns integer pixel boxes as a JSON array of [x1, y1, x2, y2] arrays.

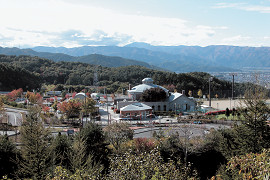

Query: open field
[[203, 99, 270, 110]]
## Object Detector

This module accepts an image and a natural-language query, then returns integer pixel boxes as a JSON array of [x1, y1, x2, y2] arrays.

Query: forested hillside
[[0, 55, 254, 97], [0, 59, 41, 91]]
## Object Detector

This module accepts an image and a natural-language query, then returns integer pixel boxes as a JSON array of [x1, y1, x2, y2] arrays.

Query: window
[[163, 105, 166, 111], [158, 105, 161, 111]]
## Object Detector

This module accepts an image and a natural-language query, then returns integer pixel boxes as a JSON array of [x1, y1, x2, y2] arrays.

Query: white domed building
[[128, 78, 169, 101], [118, 78, 196, 118]]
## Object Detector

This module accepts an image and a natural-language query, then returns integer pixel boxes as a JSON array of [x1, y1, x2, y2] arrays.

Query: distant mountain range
[[126, 42, 270, 69], [0, 46, 160, 70], [32, 45, 238, 72], [1, 43, 269, 72], [32, 43, 270, 72]]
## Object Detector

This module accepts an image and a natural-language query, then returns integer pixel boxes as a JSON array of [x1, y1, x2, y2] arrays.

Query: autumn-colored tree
[[133, 138, 156, 153], [65, 94, 70, 100], [51, 101, 58, 112], [7, 88, 23, 101], [223, 149, 270, 179], [72, 92, 77, 99], [28, 92, 42, 105], [163, 84, 176, 92], [107, 148, 195, 179], [103, 123, 133, 152], [25, 91, 31, 100], [42, 105, 50, 114], [42, 84, 56, 92], [80, 97, 96, 117], [0, 98, 4, 112], [197, 89, 203, 98], [57, 99, 82, 119], [188, 90, 192, 97]]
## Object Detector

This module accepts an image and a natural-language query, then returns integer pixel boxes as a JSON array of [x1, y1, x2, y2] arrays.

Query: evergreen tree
[[18, 106, 51, 179], [68, 133, 104, 178], [69, 133, 88, 172], [51, 132, 72, 170], [236, 87, 270, 153], [0, 135, 18, 178], [79, 123, 110, 171], [225, 108, 230, 119]]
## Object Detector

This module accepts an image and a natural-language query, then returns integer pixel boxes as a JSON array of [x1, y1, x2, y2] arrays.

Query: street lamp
[[209, 76, 213, 107]]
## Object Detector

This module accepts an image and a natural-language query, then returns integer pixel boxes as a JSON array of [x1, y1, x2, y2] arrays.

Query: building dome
[[128, 78, 169, 100], [142, 78, 154, 85]]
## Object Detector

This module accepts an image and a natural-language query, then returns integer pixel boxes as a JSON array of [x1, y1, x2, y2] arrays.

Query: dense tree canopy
[[0, 54, 266, 98], [140, 87, 167, 102], [0, 62, 40, 91], [0, 55, 236, 96]]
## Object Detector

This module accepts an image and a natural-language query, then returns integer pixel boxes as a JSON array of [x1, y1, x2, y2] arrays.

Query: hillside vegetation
[[0, 55, 257, 97], [0, 58, 40, 91]]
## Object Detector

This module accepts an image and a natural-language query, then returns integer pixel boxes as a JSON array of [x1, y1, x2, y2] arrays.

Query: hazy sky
[[0, 0, 270, 47]]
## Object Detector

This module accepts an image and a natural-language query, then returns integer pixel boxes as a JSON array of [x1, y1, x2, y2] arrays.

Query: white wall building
[[119, 78, 196, 114]]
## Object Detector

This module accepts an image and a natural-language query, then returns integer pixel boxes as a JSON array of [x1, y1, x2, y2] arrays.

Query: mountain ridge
[[0, 46, 163, 70], [32, 45, 239, 72]]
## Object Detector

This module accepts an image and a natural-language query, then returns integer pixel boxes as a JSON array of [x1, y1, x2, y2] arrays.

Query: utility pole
[[209, 76, 213, 107], [230, 73, 237, 100], [105, 88, 109, 125]]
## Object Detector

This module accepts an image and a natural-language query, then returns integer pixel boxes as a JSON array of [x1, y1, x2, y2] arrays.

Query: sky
[[0, 0, 270, 48]]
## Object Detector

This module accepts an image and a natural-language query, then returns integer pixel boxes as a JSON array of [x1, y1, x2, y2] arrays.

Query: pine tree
[[0, 135, 18, 178], [236, 86, 270, 153], [225, 108, 230, 119], [79, 123, 110, 171], [68, 133, 103, 178], [51, 132, 72, 170], [18, 106, 51, 179]]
